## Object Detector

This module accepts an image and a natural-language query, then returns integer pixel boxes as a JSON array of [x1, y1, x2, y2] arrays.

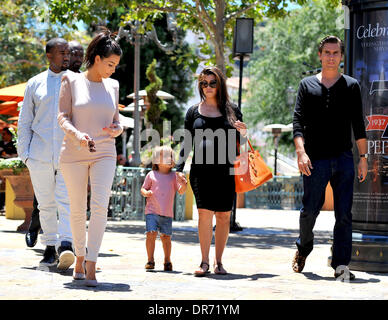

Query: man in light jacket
[[17, 38, 75, 270]]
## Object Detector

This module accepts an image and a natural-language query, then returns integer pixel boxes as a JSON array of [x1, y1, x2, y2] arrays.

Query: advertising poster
[[351, 8, 388, 224]]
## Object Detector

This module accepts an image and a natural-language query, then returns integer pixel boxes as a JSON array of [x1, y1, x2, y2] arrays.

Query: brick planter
[[0, 168, 34, 232]]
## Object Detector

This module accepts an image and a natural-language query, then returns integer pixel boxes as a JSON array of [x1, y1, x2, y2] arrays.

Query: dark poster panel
[[351, 8, 388, 223]]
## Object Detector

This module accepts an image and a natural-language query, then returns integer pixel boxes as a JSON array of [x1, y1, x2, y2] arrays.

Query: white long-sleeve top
[[17, 69, 68, 165]]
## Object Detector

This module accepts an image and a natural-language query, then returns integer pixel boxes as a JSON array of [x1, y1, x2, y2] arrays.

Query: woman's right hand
[[80, 134, 92, 148], [176, 172, 187, 185], [80, 134, 96, 152]]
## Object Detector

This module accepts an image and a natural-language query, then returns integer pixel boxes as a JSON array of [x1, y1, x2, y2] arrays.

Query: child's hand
[[144, 190, 153, 198], [176, 172, 187, 185], [141, 188, 153, 197]]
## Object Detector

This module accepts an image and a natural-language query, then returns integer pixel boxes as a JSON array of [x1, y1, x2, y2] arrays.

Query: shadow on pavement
[[303, 272, 381, 283], [21, 266, 102, 276], [0, 230, 24, 234], [366, 271, 388, 277], [29, 248, 120, 258], [30, 248, 44, 255], [145, 270, 183, 275], [204, 273, 278, 281], [98, 252, 121, 258], [63, 281, 131, 292], [105, 224, 332, 249]]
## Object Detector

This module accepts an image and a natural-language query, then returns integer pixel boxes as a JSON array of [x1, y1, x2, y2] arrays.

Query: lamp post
[[126, 90, 174, 129], [117, 114, 134, 160], [262, 124, 292, 176], [115, 15, 178, 166], [233, 18, 254, 111], [133, 24, 141, 166], [286, 86, 296, 116], [229, 18, 254, 232]]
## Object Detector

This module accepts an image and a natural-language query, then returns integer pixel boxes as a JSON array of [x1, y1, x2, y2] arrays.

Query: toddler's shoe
[[164, 262, 173, 272], [145, 261, 155, 270]]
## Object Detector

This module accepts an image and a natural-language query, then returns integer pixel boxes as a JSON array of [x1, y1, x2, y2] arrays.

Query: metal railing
[[244, 175, 303, 210], [109, 166, 186, 221], [109, 168, 302, 220]]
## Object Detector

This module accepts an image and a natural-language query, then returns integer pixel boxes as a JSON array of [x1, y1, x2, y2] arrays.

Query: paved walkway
[[0, 208, 387, 300]]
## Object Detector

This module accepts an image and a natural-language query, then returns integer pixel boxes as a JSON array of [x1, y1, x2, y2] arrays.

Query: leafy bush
[[0, 157, 26, 175]]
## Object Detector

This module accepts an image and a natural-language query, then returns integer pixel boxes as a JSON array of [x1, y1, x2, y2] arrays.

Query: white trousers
[[60, 158, 116, 262], [26, 159, 72, 248]]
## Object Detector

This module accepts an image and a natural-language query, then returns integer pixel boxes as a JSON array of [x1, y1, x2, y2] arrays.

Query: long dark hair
[[198, 66, 236, 125], [84, 28, 122, 69]]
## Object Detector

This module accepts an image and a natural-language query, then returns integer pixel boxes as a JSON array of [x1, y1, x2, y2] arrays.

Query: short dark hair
[[84, 28, 122, 69], [69, 40, 83, 51], [46, 38, 68, 54], [318, 35, 344, 55]]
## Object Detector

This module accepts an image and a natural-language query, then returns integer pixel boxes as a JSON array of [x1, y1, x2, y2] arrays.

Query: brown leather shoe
[[292, 250, 306, 273]]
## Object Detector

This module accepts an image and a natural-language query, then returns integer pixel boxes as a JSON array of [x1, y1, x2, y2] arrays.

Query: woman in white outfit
[[58, 30, 122, 286]]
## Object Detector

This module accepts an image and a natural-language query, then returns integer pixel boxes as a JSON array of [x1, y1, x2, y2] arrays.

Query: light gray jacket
[[17, 69, 68, 166]]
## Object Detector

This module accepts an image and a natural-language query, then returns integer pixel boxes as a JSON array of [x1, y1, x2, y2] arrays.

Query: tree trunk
[[214, 0, 226, 75]]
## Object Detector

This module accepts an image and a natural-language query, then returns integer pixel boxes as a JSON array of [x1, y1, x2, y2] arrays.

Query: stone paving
[[0, 208, 387, 300]]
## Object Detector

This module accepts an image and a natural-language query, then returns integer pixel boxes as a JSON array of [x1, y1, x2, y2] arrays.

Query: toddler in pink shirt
[[140, 146, 187, 271]]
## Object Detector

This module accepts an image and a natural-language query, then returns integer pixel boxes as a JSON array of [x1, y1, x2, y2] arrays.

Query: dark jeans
[[296, 150, 355, 269]]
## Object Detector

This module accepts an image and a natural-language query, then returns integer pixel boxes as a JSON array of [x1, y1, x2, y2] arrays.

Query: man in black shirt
[[68, 41, 84, 73], [292, 36, 368, 281]]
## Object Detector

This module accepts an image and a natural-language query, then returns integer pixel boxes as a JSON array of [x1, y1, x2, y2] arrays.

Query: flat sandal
[[194, 262, 210, 277]]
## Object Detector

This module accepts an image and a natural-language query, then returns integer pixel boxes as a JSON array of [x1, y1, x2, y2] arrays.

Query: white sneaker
[[57, 250, 75, 271]]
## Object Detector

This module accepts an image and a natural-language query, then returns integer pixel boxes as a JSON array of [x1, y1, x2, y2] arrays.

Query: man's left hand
[[358, 158, 368, 182]]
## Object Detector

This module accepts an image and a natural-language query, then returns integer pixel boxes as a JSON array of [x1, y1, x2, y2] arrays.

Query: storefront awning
[[0, 82, 27, 103]]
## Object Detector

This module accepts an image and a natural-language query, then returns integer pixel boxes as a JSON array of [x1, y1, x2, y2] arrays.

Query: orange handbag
[[234, 139, 273, 193]]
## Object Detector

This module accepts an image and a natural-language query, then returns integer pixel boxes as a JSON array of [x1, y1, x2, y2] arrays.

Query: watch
[[360, 154, 368, 159]]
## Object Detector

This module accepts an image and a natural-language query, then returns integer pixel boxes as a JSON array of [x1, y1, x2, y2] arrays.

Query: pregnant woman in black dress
[[176, 66, 247, 276]]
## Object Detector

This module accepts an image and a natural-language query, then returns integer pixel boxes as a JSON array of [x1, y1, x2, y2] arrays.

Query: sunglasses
[[200, 80, 217, 88]]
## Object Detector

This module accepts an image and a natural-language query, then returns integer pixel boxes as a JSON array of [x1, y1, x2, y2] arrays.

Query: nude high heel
[[73, 260, 86, 280], [84, 260, 98, 287]]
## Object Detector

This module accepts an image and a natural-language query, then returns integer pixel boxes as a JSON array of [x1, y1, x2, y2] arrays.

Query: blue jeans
[[145, 214, 173, 236], [296, 151, 355, 269]]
